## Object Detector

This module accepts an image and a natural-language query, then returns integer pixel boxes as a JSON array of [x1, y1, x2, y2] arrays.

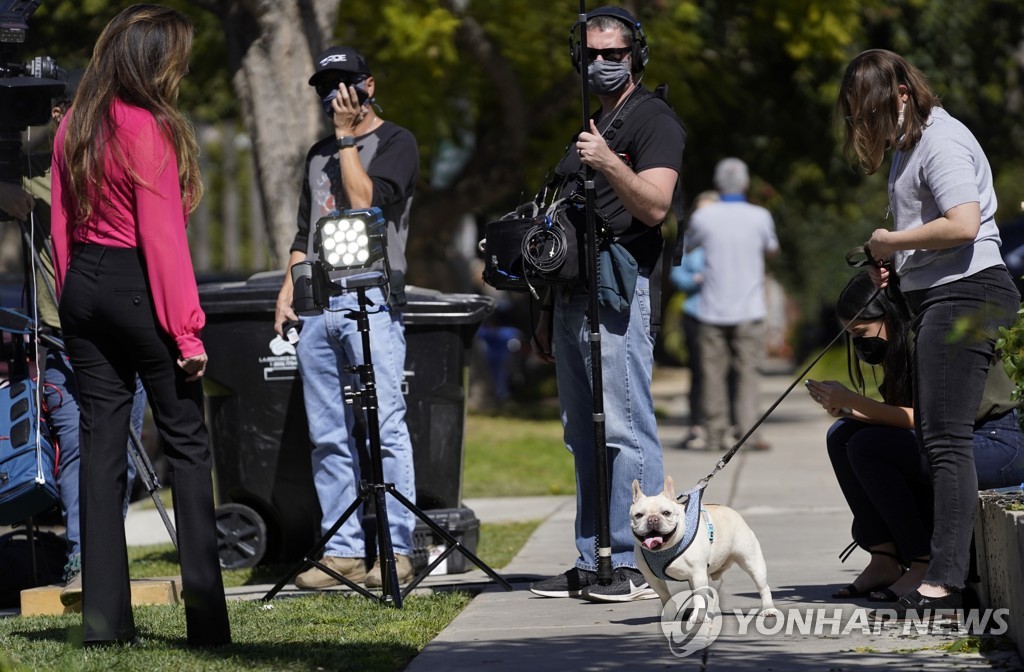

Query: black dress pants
[[59, 244, 230, 646]]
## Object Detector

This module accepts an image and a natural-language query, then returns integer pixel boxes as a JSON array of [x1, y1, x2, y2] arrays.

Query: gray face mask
[[587, 59, 631, 95]]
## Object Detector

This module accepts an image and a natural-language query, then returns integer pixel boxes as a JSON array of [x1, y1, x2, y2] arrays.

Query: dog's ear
[[663, 475, 676, 500], [632, 479, 643, 503]]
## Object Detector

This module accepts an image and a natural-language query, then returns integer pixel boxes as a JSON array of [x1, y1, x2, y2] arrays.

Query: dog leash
[[692, 245, 886, 492]]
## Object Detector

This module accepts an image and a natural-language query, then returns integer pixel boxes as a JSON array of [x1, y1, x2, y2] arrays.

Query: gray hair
[[587, 15, 633, 47], [713, 158, 749, 194]]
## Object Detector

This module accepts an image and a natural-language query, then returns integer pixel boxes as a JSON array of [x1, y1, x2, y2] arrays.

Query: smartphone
[[352, 83, 370, 106]]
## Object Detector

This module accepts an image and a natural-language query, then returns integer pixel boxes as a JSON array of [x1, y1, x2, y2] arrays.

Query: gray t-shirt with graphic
[[291, 121, 419, 304]]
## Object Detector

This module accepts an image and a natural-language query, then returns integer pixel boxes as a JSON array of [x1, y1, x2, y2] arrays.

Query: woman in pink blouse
[[51, 4, 230, 647]]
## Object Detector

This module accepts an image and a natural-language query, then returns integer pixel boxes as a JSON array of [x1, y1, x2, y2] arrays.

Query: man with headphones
[[531, 6, 686, 602]]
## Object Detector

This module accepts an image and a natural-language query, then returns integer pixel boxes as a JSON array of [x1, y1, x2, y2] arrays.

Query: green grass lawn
[[124, 519, 540, 587], [462, 414, 575, 497], [0, 518, 539, 672], [0, 593, 471, 671], [0, 412, 562, 672]]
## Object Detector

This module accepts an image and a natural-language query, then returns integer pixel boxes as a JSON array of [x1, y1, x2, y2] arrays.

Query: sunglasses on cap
[[585, 47, 630, 63]]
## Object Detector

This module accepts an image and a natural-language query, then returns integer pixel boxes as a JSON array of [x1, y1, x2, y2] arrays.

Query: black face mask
[[853, 336, 887, 365]]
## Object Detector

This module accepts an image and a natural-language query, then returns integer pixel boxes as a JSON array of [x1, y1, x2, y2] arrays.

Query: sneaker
[[364, 554, 415, 588], [529, 567, 598, 598], [60, 554, 83, 606], [681, 430, 707, 451], [294, 556, 368, 589], [60, 570, 83, 606], [579, 567, 658, 603]]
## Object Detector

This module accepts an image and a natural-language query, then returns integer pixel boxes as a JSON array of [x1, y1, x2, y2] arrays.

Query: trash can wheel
[[215, 502, 268, 569]]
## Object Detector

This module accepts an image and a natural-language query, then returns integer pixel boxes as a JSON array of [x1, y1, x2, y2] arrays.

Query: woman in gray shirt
[[837, 49, 1020, 620]]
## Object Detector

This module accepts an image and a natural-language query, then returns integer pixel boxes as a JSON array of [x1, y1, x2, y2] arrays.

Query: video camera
[[0, 1, 66, 184]]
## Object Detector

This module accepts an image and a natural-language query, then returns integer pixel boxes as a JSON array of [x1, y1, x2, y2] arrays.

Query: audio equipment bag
[[0, 377, 58, 525], [482, 200, 581, 296]]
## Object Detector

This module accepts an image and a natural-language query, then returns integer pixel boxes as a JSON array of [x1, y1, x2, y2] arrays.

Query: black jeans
[[826, 419, 933, 563], [903, 265, 1021, 590], [59, 244, 230, 646]]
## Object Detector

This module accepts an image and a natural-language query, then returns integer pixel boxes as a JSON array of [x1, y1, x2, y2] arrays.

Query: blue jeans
[[44, 348, 145, 563], [553, 275, 665, 570], [903, 266, 1021, 589], [296, 287, 416, 557], [974, 409, 1024, 489]]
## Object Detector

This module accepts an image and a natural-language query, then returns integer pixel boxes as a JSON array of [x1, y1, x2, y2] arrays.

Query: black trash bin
[[400, 288, 494, 510], [198, 272, 493, 567], [198, 272, 317, 567]]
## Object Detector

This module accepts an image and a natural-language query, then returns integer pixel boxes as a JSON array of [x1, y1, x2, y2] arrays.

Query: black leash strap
[[695, 246, 885, 491]]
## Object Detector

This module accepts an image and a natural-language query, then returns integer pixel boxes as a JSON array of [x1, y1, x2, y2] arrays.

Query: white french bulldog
[[631, 476, 779, 618]]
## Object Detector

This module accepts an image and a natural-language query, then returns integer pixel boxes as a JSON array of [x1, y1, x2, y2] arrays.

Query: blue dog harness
[[639, 485, 715, 582]]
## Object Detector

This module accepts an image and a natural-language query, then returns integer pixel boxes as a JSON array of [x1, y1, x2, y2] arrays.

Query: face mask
[[897, 100, 906, 129], [853, 336, 887, 365], [587, 59, 631, 95], [321, 89, 338, 118], [320, 83, 371, 118]]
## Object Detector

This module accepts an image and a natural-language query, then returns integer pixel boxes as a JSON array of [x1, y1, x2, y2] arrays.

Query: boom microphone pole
[[576, 1, 613, 587]]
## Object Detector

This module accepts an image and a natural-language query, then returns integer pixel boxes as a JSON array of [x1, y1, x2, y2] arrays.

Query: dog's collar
[[640, 485, 712, 581]]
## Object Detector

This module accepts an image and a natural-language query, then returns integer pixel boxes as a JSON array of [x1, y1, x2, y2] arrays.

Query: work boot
[[364, 554, 415, 588], [294, 556, 367, 589]]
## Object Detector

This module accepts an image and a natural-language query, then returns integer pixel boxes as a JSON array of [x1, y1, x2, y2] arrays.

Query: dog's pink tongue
[[643, 536, 664, 550]]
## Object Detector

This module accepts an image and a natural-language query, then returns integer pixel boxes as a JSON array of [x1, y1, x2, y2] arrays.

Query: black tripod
[[263, 284, 512, 606]]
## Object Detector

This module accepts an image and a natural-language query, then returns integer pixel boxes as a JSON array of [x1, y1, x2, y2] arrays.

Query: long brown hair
[[836, 49, 940, 175], [63, 4, 201, 219]]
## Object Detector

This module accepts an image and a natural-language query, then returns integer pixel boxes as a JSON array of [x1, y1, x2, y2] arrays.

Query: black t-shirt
[[553, 86, 685, 273], [290, 121, 419, 303]]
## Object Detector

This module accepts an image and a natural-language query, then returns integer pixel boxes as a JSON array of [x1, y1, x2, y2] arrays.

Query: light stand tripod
[[264, 281, 512, 606]]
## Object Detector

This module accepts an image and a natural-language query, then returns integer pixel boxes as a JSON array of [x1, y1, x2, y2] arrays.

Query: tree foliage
[[17, 0, 1024, 320]]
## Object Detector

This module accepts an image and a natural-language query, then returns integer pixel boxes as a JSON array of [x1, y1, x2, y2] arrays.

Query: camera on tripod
[[291, 207, 388, 316], [0, 1, 66, 192]]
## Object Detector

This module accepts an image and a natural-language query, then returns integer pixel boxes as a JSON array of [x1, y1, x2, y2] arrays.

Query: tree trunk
[[198, 0, 339, 267]]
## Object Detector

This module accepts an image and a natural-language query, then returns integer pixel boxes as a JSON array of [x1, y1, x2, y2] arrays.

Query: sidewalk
[[404, 367, 1024, 671]]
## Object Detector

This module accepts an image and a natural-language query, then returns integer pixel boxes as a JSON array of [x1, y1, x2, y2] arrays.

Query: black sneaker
[[529, 567, 598, 598], [579, 567, 658, 603]]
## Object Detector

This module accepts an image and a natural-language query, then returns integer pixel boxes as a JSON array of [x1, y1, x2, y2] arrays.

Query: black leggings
[[60, 244, 230, 646], [904, 266, 1020, 589]]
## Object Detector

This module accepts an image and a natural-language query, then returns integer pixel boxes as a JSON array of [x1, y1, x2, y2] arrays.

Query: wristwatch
[[336, 136, 357, 149]]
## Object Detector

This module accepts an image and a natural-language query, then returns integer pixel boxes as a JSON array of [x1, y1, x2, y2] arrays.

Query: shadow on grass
[[9, 623, 418, 671], [4, 592, 471, 672]]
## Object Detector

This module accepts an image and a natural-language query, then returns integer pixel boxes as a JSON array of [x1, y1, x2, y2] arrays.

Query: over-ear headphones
[[569, 6, 649, 75]]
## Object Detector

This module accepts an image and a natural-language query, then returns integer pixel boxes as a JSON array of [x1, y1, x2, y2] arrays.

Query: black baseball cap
[[308, 46, 371, 87]]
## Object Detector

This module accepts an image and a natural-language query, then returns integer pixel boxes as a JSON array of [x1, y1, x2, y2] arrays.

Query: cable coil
[[522, 215, 569, 275]]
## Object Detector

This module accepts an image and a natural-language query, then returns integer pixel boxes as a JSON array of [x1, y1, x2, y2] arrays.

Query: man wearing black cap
[[0, 68, 147, 605], [274, 46, 420, 589], [529, 7, 685, 602]]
